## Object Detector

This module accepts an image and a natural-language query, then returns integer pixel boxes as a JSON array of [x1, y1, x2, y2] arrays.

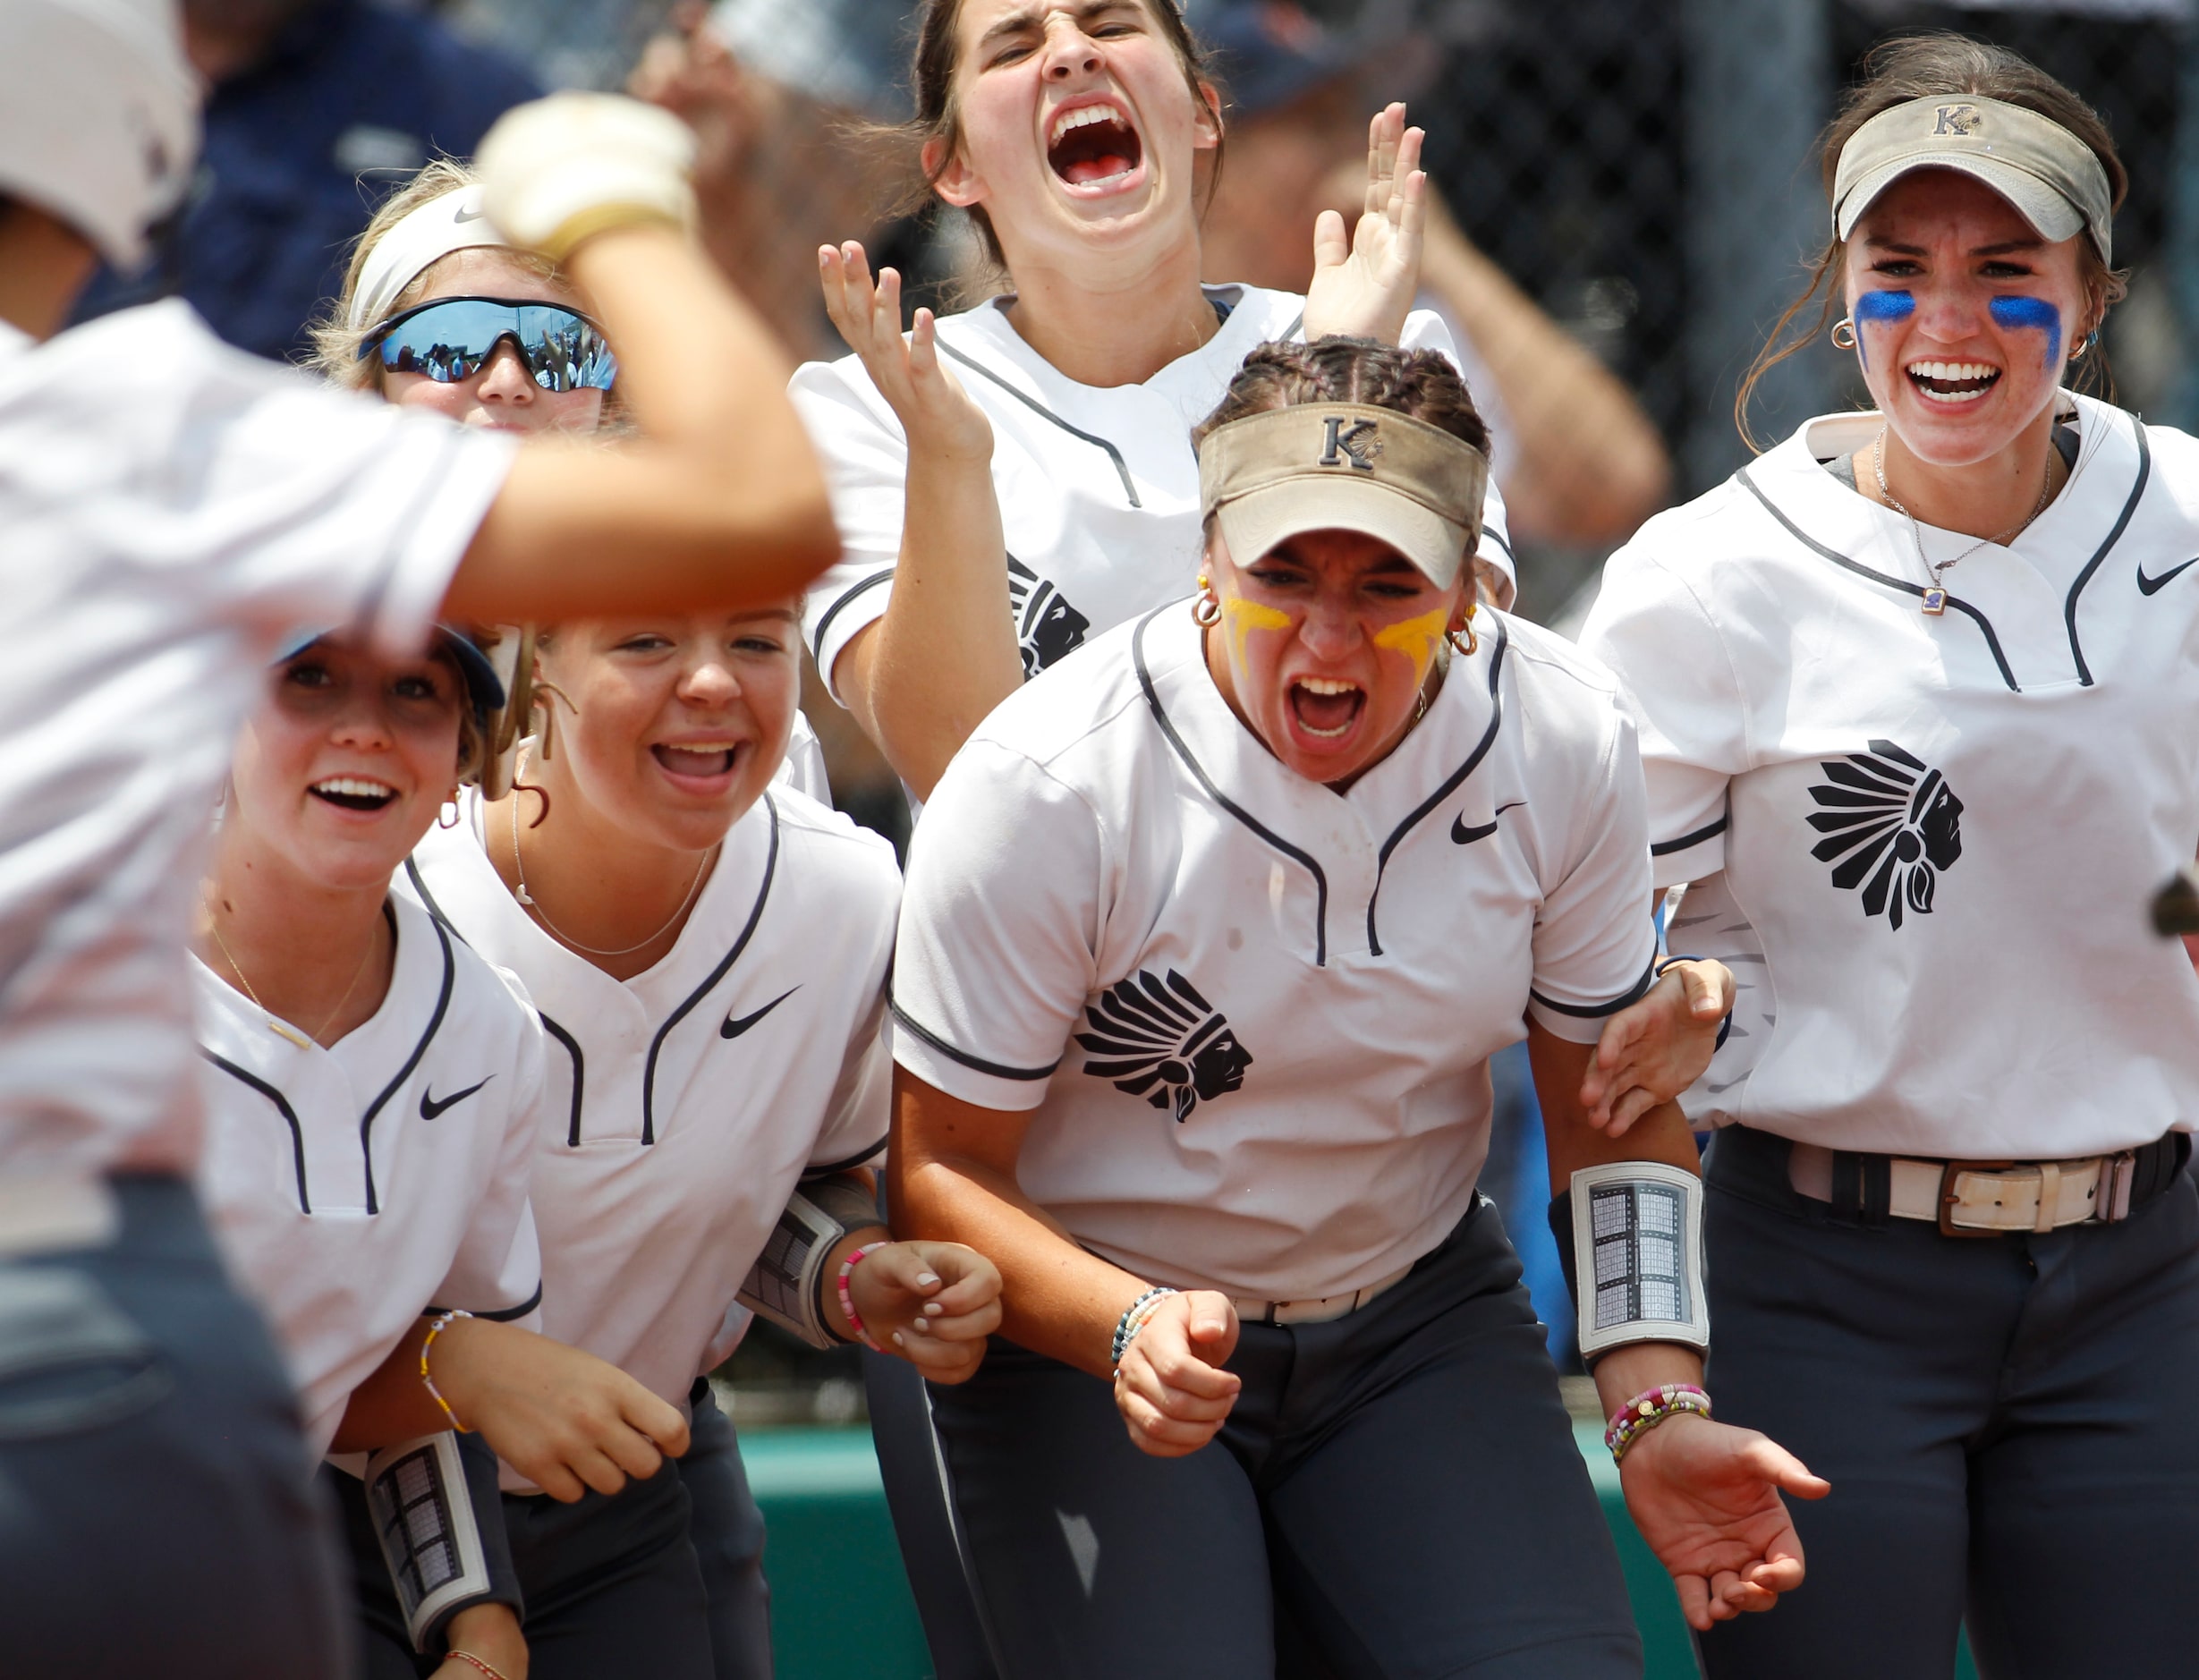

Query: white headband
[[346, 184, 513, 332], [0, 0, 200, 269]]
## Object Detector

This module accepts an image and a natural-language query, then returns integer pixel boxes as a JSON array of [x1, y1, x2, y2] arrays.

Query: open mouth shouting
[[1906, 360, 2001, 405], [1047, 98, 1143, 194], [1290, 676, 1364, 742], [652, 740, 743, 783], [310, 776, 398, 812]]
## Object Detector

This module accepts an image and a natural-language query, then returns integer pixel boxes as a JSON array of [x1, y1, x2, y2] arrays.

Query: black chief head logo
[[1805, 740, 1964, 930], [1006, 556, 1090, 678], [1075, 969, 1252, 1123]]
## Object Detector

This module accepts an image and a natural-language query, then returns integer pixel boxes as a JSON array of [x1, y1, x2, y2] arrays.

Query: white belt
[[0, 1175, 119, 1259], [1789, 1142, 2142, 1235], [1232, 1261, 1414, 1327]]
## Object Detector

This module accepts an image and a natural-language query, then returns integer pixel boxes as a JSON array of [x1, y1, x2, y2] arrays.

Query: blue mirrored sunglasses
[[359, 296, 617, 393]]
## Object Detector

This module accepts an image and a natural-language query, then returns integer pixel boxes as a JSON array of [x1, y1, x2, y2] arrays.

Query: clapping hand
[[1301, 103, 1429, 345], [1580, 958, 1734, 1135], [819, 242, 994, 466]]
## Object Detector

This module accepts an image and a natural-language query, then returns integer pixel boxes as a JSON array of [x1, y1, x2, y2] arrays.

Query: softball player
[[397, 608, 1001, 1678], [0, 1, 833, 1662], [1583, 37, 2199, 1679], [891, 337, 1822, 1678], [797, 0, 1513, 802], [197, 628, 697, 1680]]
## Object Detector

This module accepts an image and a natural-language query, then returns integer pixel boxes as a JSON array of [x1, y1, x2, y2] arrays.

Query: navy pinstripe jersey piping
[[1651, 812, 1729, 857], [2064, 419, 2152, 685], [1735, 465, 2021, 692], [889, 997, 1059, 1082], [538, 1014, 586, 1146], [811, 566, 895, 664], [1365, 616, 1510, 956], [358, 906, 455, 1215], [426, 1281, 544, 1323], [1131, 606, 1333, 966], [935, 340, 1142, 506], [640, 793, 781, 1145], [201, 1051, 310, 1214], [1530, 955, 1657, 1020]]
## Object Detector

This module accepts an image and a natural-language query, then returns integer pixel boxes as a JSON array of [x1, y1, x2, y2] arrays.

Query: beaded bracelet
[[420, 1308, 474, 1433], [1605, 1382, 1712, 1464], [836, 1241, 890, 1352], [445, 1650, 514, 1680], [1109, 1286, 1177, 1370]]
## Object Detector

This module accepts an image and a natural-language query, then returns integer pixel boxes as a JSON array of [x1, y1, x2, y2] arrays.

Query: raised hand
[[849, 1239, 1004, 1384], [1617, 1413, 1830, 1632], [1579, 958, 1734, 1136], [1112, 1289, 1241, 1458], [819, 242, 994, 466], [1301, 103, 1429, 346]]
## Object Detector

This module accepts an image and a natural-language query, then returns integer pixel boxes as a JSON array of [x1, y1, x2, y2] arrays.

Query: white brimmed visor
[[1196, 403, 1490, 590], [1833, 94, 2114, 266]]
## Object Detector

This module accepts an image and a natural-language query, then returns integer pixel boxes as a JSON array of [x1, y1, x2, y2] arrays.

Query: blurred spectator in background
[[73, 0, 539, 362], [1193, 0, 1672, 547]]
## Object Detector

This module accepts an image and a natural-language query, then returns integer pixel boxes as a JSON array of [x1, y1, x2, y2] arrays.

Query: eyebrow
[[977, 0, 1138, 50], [1865, 236, 2044, 257]]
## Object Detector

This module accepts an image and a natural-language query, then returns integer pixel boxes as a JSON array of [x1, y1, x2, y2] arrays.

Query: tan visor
[[1833, 94, 2113, 265], [1196, 403, 1490, 590]]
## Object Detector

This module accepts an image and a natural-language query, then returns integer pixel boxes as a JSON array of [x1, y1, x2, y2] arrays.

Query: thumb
[[1683, 961, 1733, 1018], [1744, 1436, 1830, 1500], [1311, 208, 1348, 272], [1184, 1293, 1239, 1365]]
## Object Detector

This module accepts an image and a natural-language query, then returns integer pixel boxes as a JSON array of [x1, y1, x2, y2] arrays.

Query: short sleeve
[[429, 972, 545, 1329], [892, 739, 1106, 1111], [1580, 546, 1749, 887], [792, 357, 909, 700], [1526, 705, 1659, 1043]]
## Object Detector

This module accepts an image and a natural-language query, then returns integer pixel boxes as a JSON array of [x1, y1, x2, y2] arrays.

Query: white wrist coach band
[[1568, 1160, 1711, 1362]]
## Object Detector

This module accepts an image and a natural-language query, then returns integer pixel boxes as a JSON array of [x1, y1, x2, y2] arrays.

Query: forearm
[[845, 454, 1023, 798], [333, 1319, 454, 1453], [892, 1153, 1142, 1379], [1422, 234, 1669, 543]]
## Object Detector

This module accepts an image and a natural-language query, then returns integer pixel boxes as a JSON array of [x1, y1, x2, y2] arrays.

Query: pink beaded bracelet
[[836, 1241, 890, 1352], [1605, 1382, 1712, 1463]]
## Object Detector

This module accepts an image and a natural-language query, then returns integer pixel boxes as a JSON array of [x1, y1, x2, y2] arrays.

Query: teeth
[[312, 777, 394, 798], [1905, 361, 1999, 382], [1299, 719, 1353, 738], [1296, 677, 1359, 695], [665, 742, 737, 752], [1049, 104, 1122, 145]]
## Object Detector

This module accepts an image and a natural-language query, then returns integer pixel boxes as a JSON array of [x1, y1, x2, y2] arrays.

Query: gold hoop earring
[[531, 676, 576, 762], [1191, 589, 1222, 628], [2069, 331, 2097, 361], [1830, 318, 1857, 350], [1446, 600, 1479, 658], [437, 795, 463, 830]]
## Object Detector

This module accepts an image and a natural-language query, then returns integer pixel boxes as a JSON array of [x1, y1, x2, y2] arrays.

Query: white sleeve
[[1400, 305, 1514, 607], [891, 740, 1106, 1112], [1525, 704, 1660, 1043], [178, 361, 516, 659], [792, 357, 909, 702], [1580, 546, 1750, 887], [429, 975, 545, 1330]]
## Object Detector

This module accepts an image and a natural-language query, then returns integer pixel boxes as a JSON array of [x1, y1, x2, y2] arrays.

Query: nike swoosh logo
[[420, 1077, 491, 1119], [722, 987, 799, 1039], [452, 205, 485, 223], [1451, 802, 1524, 845], [2137, 556, 2199, 595]]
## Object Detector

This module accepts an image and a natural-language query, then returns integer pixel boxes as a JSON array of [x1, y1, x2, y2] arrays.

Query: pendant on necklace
[[1921, 587, 1949, 616], [267, 1017, 313, 1049]]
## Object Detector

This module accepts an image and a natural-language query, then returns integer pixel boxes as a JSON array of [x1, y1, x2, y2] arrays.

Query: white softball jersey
[[403, 783, 898, 1428], [1583, 395, 2199, 1161], [892, 604, 1658, 1302], [193, 891, 546, 1459], [0, 301, 513, 1185], [792, 284, 1515, 701]]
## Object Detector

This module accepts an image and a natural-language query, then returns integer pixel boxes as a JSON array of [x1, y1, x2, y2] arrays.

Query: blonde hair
[[304, 157, 560, 391]]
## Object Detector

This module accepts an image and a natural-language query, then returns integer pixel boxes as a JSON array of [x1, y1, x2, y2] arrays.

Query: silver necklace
[[1872, 427, 2056, 615], [507, 755, 714, 958]]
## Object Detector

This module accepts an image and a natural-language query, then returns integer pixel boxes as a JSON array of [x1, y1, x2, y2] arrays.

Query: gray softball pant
[[927, 1200, 1643, 1679], [1697, 1124, 2199, 1680]]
